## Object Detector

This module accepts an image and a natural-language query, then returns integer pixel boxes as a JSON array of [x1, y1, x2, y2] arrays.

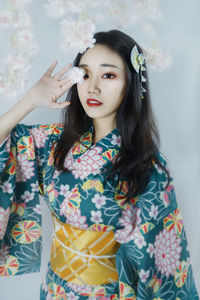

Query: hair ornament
[[130, 45, 147, 99]]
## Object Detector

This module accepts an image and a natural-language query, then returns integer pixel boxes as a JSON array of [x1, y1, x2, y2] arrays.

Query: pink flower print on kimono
[[1, 181, 12, 194], [59, 184, 70, 197], [161, 183, 174, 207], [21, 190, 34, 203], [33, 204, 42, 215], [80, 285, 107, 298], [29, 127, 49, 148], [66, 282, 91, 295], [64, 146, 105, 180], [90, 210, 103, 223], [115, 204, 144, 246], [66, 291, 81, 299], [149, 204, 159, 219], [60, 185, 88, 229], [0, 207, 10, 239], [16, 153, 35, 182], [91, 194, 106, 209], [139, 269, 150, 283], [64, 208, 88, 229], [111, 133, 121, 147], [154, 227, 182, 278]]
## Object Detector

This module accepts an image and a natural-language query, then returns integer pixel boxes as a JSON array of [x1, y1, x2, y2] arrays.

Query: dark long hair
[[54, 29, 169, 197]]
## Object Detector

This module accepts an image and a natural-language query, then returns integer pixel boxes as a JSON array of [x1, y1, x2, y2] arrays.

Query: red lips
[[86, 98, 103, 107]]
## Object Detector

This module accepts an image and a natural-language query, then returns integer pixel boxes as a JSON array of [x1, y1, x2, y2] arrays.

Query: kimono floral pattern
[[0, 207, 10, 239], [0, 124, 199, 299]]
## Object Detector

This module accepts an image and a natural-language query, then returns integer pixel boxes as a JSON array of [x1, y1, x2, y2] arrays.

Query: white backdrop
[[0, 1, 199, 299]]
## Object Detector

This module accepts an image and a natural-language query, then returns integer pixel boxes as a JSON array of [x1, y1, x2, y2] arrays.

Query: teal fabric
[[0, 124, 199, 299]]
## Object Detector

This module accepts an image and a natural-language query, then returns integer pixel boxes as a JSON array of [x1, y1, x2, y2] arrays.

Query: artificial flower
[[66, 67, 85, 84]]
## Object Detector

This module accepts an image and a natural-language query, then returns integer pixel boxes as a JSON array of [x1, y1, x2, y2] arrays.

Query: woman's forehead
[[79, 44, 125, 69]]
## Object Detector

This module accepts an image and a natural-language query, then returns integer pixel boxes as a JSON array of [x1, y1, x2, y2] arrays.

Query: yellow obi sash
[[50, 215, 120, 285]]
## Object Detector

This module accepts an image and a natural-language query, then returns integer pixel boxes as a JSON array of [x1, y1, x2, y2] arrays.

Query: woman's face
[[77, 44, 126, 128]]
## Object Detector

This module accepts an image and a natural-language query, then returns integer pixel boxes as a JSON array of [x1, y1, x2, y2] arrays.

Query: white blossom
[[44, 0, 66, 18], [10, 0, 32, 7], [91, 194, 106, 209], [11, 30, 39, 57], [33, 204, 41, 214], [90, 210, 103, 223], [142, 0, 162, 20], [149, 204, 158, 219], [1, 181, 13, 194], [139, 269, 150, 283], [0, 0, 38, 99], [60, 19, 96, 54], [111, 134, 121, 147], [31, 182, 39, 192], [64, 0, 87, 13], [143, 46, 172, 71], [146, 243, 154, 258], [134, 230, 147, 249], [21, 191, 34, 202], [13, 11, 31, 28], [0, 10, 13, 27], [59, 184, 70, 197]]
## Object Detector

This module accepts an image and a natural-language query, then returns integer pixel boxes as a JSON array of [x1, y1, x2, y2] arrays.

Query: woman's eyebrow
[[79, 63, 119, 69]]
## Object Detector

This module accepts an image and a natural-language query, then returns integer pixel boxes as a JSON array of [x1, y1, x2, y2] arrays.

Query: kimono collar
[[73, 126, 121, 155]]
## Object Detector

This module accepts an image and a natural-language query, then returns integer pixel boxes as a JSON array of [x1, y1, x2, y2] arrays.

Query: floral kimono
[[0, 123, 199, 300]]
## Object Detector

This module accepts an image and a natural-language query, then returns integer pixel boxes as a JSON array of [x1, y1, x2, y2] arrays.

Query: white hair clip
[[130, 45, 147, 99]]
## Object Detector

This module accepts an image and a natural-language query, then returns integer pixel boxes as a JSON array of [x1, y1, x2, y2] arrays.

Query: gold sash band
[[50, 216, 120, 285]]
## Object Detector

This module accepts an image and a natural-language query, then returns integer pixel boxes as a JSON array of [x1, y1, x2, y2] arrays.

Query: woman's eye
[[83, 73, 115, 80], [83, 74, 89, 80], [103, 73, 115, 79]]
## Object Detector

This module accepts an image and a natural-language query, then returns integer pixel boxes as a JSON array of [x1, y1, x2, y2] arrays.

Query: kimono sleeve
[[115, 154, 199, 299], [0, 123, 63, 276]]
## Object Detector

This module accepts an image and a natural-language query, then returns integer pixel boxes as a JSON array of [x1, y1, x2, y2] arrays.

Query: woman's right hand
[[27, 61, 73, 109]]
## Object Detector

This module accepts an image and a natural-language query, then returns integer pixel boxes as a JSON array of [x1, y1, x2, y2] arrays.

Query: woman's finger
[[43, 60, 58, 76], [54, 63, 72, 80], [51, 101, 71, 110]]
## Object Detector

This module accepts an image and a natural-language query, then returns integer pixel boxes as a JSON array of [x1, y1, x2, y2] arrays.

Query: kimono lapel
[[44, 127, 122, 189], [72, 126, 121, 164], [60, 126, 122, 181]]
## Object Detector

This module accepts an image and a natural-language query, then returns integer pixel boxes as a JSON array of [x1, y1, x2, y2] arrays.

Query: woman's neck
[[92, 118, 116, 144]]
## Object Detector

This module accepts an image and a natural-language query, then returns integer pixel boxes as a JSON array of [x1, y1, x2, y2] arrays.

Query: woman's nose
[[88, 78, 100, 94]]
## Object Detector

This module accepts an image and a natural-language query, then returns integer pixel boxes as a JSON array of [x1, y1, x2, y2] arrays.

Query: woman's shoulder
[[16, 122, 64, 131], [148, 151, 171, 191], [155, 151, 169, 168]]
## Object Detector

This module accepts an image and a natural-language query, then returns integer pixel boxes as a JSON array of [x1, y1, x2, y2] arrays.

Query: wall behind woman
[[0, 0, 199, 299]]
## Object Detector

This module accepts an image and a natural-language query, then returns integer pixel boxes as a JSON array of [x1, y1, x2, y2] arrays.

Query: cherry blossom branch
[[0, 0, 39, 99]]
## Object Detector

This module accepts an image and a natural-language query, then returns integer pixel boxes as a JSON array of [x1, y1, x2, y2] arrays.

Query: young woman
[[0, 30, 199, 299]]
